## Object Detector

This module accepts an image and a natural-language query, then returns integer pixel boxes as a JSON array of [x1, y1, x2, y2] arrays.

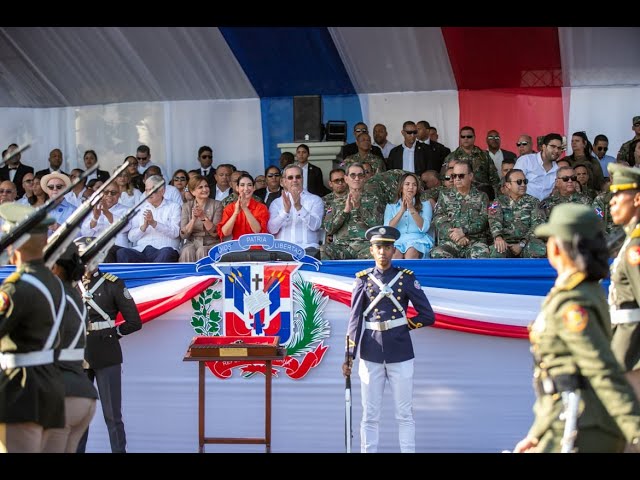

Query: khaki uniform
[[430, 186, 490, 259], [528, 271, 640, 452], [487, 194, 546, 258]]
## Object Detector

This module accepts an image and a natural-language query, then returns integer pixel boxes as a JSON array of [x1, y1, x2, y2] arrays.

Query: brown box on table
[[187, 336, 281, 358]]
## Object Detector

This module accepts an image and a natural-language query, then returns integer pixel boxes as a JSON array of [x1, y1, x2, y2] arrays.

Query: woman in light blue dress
[[384, 172, 434, 259]]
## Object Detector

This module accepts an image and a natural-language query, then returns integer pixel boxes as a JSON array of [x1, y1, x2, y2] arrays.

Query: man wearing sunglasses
[[486, 130, 517, 178], [593, 134, 616, 179], [443, 126, 500, 196], [40, 171, 75, 234], [340, 122, 384, 161], [386, 121, 438, 176], [515, 135, 535, 157], [0, 143, 34, 199], [616, 116, 640, 164], [488, 169, 546, 258], [254, 165, 283, 208], [540, 166, 591, 218], [196, 146, 216, 198]]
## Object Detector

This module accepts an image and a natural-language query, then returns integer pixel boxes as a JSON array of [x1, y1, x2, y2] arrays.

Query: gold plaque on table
[[220, 348, 248, 357]]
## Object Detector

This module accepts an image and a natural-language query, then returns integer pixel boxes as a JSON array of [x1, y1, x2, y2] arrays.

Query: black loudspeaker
[[325, 121, 347, 142], [293, 95, 323, 142]]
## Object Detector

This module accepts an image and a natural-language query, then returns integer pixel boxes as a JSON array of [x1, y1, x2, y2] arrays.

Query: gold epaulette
[[3, 271, 22, 284], [402, 268, 413, 275], [356, 268, 372, 278], [632, 225, 640, 239], [103, 273, 118, 283]]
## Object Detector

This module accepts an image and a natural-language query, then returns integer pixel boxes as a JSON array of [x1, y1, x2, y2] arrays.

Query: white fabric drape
[[329, 27, 458, 94], [360, 91, 460, 150]]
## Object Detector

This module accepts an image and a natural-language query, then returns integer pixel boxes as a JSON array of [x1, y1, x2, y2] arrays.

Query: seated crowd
[[1, 115, 639, 262]]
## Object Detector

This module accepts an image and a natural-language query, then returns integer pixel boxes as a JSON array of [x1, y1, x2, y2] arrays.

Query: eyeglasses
[[136, 157, 148, 161], [103, 190, 119, 196], [460, 135, 474, 139], [47, 184, 65, 190], [0, 189, 15, 194], [349, 172, 365, 179], [487, 136, 500, 140], [266, 173, 281, 178], [331, 178, 345, 184], [560, 175, 578, 182], [508, 179, 529, 185], [286, 175, 302, 180], [404, 130, 418, 135], [173, 176, 187, 181], [634, 123, 640, 127], [354, 128, 368, 133], [443, 176, 452, 181], [516, 142, 529, 147], [200, 155, 212, 159], [597, 147, 608, 152], [22, 178, 34, 184], [450, 173, 467, 180]]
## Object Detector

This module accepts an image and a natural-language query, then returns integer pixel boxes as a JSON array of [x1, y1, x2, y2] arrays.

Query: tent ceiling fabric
[[0, 27, 257, 107], [329, 27, 457, 93]]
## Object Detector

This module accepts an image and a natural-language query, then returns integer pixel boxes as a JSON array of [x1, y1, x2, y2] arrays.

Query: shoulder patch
[[123, 287, 132, 300], [356, 268, 373, 278], [632, 226, 640, 239], [0, 291, 11, 314], [103, 273, 119, 282], [3, 271, 21, 284], [627, 245, 640, 266], [562, 304, 589, 333]]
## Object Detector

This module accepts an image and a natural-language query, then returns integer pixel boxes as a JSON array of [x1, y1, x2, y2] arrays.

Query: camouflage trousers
[[322, 240, 373, 260], [429, 240, 490, 259], [489, 238, 547, 258]]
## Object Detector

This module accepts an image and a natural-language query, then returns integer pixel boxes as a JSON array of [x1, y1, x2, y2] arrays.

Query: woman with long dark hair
[[568, 131, 605, 191], [514, 203, 640, 453]]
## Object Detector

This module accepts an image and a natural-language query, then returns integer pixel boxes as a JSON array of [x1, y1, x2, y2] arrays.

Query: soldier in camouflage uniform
[[321, 168, 348, 249], [488, 169, 546, 258], [574, 163, 597, 201], [540, 166, 591, 218], [430, 160, 490, 259], [593, 190, 623, 247], [364, 168, 406, 206], [322, 163, 384, 260], [514, 203, 640, 453], [342, 132, 386, 174], [616, 116, 640, 164], [442, 126, 500, 196], [424, 166, 454, 208]]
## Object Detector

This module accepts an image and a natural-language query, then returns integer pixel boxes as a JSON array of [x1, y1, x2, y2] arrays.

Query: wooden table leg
[[265, 360, 272, 453], [199, 361, 205, 453]]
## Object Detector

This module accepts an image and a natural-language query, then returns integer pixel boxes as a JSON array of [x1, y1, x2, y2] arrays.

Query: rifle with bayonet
[[79, 179, 165, 272], [43, 161, 131, 268], [345, 334, 353, 453], [0, 143, 31, 169], [0, 163, 100, 253]]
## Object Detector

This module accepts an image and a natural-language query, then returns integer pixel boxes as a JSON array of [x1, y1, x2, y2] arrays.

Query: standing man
[[593, 134, 616, 180], [386, 121, 437, 176], [0, 143, 34, 199], [616, 116, 640, 164], [486, 129, 517, 175], [372, 123, 395, 159], [135, 145, 155, 176], [607, 163, 640, 399], [196, 146, 216, 198], [75, 236, 142, 453], [35, 148, 67, 178], [0, 204, 65, 453], [342, 225, 435, 453], [341, 123, 384, 160]]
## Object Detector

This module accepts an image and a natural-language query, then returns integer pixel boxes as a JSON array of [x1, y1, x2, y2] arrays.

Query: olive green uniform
[[528, 271, 640, 452]]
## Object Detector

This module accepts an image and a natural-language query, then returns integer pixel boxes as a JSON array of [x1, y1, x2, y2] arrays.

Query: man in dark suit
[[386, 121, 439, 176], [295, 144, 330, 197], [196, 145, 217, 198], [254, 165, 283, 208], [428, 127, 451, 171], [35, 148, 67, 178], [82, 149, 110, 184], [486, 130, 517, 176], [0, 143, 34, 199], [341, 122, 384, 160]]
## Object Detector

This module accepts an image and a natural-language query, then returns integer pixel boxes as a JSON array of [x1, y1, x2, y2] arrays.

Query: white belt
[[87, 321, 114, 332], [610, 308, 640, 325], [0, 350, 54, 369], [364, 318, 407, 332], [58, 348, 85, 361]]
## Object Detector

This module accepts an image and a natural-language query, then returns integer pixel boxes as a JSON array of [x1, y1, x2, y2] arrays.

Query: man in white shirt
[[372, 123, 396, 159], [64, 168, 91, 207], [514, 133, 563, 201], [486, 130, 517, 176], [213, 164, 234, 202], [116, 175, 181, 263], [268, 164, 324, 260], [143, 166, 182, 205], [81, 184, 131, 262], [135, 145, 156, 176]]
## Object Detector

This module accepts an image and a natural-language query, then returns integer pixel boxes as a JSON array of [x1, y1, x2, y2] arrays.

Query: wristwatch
[[519, 240, 527, 249]]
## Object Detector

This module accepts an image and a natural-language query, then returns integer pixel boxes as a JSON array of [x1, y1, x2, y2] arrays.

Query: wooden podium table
[[183, 338, 285, 453]]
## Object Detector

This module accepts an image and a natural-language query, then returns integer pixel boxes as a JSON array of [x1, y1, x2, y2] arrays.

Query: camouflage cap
[[535, 203, 603, 242], [608, 163, 640, 193], [0, 202, 54, 234], [634, 116, 640, 125], [365, 225, 400, 244], [73, 236, 96, 256]]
